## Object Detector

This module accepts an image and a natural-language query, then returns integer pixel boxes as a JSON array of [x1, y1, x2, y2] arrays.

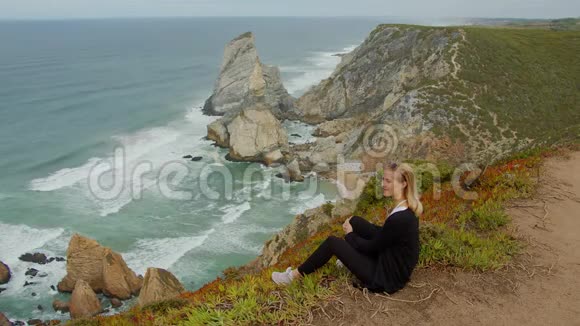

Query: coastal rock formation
[[69, 279, 101, 319], [203, 32, 293, 119], [58, 234, 142, 299], [294, 136, 342, 174], [110, 298, 122, 309], [263, 149, 284, 166], [286, 158, 304, 182], [102, 249, 143, 299], [274, 158, 304, 182], [58, 234, 106, 292], [207, 103, 290, 164], [207, 118, 230, 148], [0, 313, 10, 326], [226, 104, 289, 161], [0, 261, 10, 284], [137, 268, 185, 307], [18, 253, 48, 265]]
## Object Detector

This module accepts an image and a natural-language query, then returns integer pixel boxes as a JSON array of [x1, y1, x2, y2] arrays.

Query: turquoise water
[[0, 17, 388, 321]]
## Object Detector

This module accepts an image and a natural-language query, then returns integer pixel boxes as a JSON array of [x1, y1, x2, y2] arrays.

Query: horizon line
[[0, 15, 577, 23]]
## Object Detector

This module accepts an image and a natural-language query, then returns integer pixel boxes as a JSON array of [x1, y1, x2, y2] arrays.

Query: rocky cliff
[[289, 25, 580, 166]]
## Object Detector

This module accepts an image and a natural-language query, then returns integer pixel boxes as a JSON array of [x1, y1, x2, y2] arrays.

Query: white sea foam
[[0, 223, 64, 264], [0, 224, 67, 301], [123, 229, 215, 276], [29, 157, 102, 192], [28, 106, 218, 216], [290, 193, 327, 215], [282, 44, 358, 96], [220, 201, 251, 224], [200, 223, 268, 255]]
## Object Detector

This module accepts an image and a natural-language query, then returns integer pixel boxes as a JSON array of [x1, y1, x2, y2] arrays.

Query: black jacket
[[345, 208, 420, 293]]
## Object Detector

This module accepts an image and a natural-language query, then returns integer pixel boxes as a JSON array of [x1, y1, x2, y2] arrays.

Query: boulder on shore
[[57, 234, 105, 292], [287, 158, 304, 182], [0, 312, 10, 326], [207, 118, 230, 148], [18, 253, 48, 265], [110, 298, 122, 309], [69, 279, 101, 319], [226, 103, 289, 162], [207, 103, 289, 165], [58, 234, 142, 299], [0, 261, 10, 284], [52, 299, 70, 313], [137, 268, 185, 307], [102, 249, 142, 299]]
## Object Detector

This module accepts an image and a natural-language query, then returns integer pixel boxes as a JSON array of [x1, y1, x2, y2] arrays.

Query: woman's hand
[[342, 216, 353, 235]]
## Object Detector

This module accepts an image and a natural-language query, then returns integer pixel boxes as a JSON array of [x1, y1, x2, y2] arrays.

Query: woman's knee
[[323, 235, 343, 248], [349, 215, 364, 226], [326, 235, 341, 244], [325, 235, 347, 251]]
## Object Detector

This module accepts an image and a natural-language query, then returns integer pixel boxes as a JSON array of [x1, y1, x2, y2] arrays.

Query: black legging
[[297, 216, 378, 285]]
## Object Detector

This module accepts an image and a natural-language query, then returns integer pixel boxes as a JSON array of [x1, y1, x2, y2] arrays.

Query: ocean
[[0, 17, 388, 321]]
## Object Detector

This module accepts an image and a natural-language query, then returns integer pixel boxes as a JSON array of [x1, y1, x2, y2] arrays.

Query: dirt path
[[310, 151, 580, 325], [449, 30, 466, 80]]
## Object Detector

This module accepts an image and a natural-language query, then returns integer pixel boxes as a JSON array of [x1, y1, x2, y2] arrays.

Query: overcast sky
[[0, 0, 577, 20]]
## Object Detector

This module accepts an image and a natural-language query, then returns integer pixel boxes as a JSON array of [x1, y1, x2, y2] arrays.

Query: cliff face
[[203, 32, 294, 119], [290, 25, 580, 166], [291, 27, 451, 124]]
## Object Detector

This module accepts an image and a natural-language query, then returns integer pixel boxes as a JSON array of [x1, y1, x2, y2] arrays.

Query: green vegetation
[[322, 200, 334, 217], [419, 223, 518, 270], [458, 200, 509, 231], [459, 27, 580, 140], [411, 25, 580, 149]]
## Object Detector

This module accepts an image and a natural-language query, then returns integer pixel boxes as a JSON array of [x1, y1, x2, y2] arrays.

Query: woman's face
[[382, 170, 407, 198]]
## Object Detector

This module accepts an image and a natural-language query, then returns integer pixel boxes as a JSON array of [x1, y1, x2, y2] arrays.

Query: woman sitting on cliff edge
[[272, 161, 422, 294]]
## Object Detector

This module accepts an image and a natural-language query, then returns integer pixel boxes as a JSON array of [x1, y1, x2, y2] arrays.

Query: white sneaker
[[271, 267, 295, 285], [336, 259, 345, 268]]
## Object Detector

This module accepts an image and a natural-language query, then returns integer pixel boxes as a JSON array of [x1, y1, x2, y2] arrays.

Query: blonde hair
[[387, 162, 423, 217]]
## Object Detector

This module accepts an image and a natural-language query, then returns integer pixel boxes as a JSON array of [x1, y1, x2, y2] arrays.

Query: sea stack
[[202, 32, 293, 119]]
